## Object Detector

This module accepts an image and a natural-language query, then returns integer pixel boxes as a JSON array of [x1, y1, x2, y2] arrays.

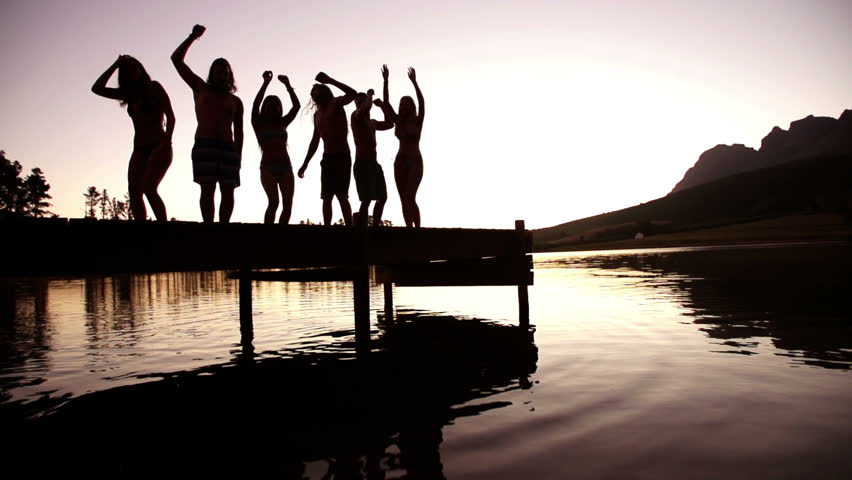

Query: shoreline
[[534, 213, 850, 254]]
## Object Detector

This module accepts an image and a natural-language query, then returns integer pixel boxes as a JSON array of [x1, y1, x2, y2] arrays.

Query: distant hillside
[[671, 109, 852, 193], [534, 153, 851, 252]]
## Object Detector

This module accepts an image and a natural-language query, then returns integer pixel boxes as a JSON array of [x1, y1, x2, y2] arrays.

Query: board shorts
[[320, 151, 351, 199], [354, 152, 387, 202], [192, 137, 241, 187]]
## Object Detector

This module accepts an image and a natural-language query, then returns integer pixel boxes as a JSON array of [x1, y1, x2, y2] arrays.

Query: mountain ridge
[[670, 109, 852, 193]]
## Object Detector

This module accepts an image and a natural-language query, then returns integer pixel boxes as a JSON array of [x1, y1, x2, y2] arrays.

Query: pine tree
[[22, 168, 52, 217], [84, 186, 101, 219], [99, 189, 111, 219]]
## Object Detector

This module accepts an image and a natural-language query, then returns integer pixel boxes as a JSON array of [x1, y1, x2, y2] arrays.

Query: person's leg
[[128, 151, 147, 220], [278, 170, 294, 225], [359, 200, 370, 220], [219, 184, 236, 223], [199, 182, 216, 223], [322, 197, 333, 225], [260, 168, 279, 224], [372, 199, 386, 226], [394, 159, 411, 227], [372, 164, 388, 227], [338, 195, 352, 226], [408, 156, 423, 228], [144, 143, 173, 221], [339, 153, 353, 226]]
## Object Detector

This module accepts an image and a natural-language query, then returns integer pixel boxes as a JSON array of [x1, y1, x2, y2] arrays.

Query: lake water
[[1, 243, 850, 478]]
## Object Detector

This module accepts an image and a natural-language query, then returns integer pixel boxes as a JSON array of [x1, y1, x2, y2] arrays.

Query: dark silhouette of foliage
[[0, 150, 53, 217], [84, 186, 132, 220], [83, 186, 101, 219], [99, 189, 111, 219]]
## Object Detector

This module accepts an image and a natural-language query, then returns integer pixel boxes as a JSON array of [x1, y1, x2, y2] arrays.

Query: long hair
[[260, 95, 283, 122], [303, 83, 333, 118], [207, 58, 237, 94], [117, 56, 151, 107], [395, 95, 417, 136]]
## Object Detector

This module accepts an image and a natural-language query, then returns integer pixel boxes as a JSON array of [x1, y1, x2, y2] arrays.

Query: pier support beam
[[353, 213, 370, 354], [384, 282, 394, 322], [516, 220, 530, 329], [239, 269, 253, 338]]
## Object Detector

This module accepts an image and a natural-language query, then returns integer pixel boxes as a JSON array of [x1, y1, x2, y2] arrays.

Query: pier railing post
[[353, 213, 370, 353], [516, 220, 530, 329]]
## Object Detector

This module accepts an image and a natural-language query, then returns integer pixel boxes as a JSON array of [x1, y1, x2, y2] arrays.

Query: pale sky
[[1, 0, 850, 228]]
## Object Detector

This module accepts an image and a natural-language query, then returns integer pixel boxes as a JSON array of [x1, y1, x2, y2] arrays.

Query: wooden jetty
[[1, 215, 534, 349]]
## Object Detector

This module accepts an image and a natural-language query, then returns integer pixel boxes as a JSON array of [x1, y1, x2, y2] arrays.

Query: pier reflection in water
[[6, 309, 536, 478]]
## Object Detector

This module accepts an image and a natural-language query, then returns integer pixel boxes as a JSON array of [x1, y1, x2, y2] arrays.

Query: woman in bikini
[[92, 55, 174, 221], [252, 71, 300, 224], [389, 67, 424, 228]]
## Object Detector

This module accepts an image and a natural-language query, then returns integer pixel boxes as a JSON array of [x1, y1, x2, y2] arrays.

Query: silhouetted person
[[171, 24, 244, 223], [297, 72, 356, 226], [388, 67, 424, 228], [351, 66, 395, 227], [252, 71, 300, 224], [92, 55, 174, 221]]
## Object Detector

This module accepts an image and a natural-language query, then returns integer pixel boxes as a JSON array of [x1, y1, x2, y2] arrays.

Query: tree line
[[0, 150, 53, 217], [83, 187, 133, 220]]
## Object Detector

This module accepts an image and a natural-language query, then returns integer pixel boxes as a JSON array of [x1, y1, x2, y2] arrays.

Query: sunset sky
[[1, 0, 850, 228]]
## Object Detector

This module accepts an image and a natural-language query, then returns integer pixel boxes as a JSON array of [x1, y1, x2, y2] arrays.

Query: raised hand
[[407, 67, 416, 83], [191, 24, 206, 39], [262, 70, 273, 82], [315, 72, 331, 84], [367, 88, 374, 96], [373, 98, 383, 107], [278, 75, 291, 87], [381, 64, 389, 80]]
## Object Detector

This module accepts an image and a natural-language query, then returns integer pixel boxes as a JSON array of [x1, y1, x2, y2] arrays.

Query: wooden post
[[515, 220, 530, 329], [239, 269, 253, 338], [353, 213, 370, 353], [384, 281, 394, 322]]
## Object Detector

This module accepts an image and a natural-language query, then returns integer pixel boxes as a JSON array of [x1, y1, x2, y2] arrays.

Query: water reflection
[[539, 244, 852, 369], [8, 312, 537, 478]]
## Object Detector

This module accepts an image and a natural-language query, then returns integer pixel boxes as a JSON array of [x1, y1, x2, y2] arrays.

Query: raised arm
[[155, 81, 175, 141], [298, 118, 321, 178], [381, 64, 390, 107], [316, 72, 356, 106], [91, 56, 124, 100], [171, 25, 206, 91], [279, 75, 300, 127], [252, 71, 272, 126], [372, 98, 395, 131], [409, 67, 424, 124]]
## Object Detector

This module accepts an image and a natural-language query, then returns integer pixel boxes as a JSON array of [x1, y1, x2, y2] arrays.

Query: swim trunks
[[320, 151, 351, 199], [192, 138, 241, 186], [354, 152, 387, 202]]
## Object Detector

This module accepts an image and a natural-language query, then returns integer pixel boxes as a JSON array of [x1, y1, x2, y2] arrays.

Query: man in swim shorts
[[298, 72, 356, 226], [351, 86, 394, 226], [172, 24, 244, 223]]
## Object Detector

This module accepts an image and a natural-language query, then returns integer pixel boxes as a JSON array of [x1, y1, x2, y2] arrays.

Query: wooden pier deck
[[2, 215, 534, 349]]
